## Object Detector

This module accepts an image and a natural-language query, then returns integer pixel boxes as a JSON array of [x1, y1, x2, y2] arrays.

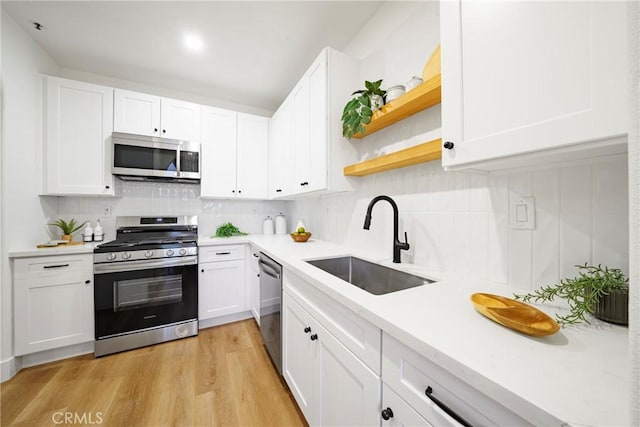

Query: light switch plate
[[510, 196, 535, 230]]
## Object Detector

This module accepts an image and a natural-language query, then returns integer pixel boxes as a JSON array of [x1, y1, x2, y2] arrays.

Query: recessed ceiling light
[[183, 33, 204, 52]]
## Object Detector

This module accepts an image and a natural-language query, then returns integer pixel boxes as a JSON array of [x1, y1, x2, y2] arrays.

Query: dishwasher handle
[[259, 260, 280, 279]]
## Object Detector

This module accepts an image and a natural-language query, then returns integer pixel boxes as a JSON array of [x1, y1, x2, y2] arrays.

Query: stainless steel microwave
[[112, 132, 200, 183]]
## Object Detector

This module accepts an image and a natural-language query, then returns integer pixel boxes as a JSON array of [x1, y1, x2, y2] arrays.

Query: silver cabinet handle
[[258, 260, 280, 279]]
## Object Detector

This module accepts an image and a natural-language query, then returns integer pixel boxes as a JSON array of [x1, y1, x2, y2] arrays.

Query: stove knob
[[121, 252, 131, 260], [179, 248, 187, 256], [166, 249, 175, 257], [145, 250, 154, 258], [106, 253, 117, 261]]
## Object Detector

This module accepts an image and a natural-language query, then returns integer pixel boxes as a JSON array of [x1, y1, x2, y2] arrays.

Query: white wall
[[0, 10, 61, 377], [628, 1, 639, 423]]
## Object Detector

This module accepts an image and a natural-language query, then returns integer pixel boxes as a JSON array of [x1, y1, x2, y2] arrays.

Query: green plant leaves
[[342, 79, 386, 138], [49, 218, 87, 234], [514, 263, 629, 326], [214, 222, 248, 237]]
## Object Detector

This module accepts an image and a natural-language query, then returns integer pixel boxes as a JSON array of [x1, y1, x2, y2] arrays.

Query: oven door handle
[[94, 256, 197, 274]]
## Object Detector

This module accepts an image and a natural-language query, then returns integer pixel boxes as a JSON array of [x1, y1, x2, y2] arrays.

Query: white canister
[[263, 216, 274, 235], [406, 76, 423, 91], [93, 219, 104, 242], [82, 222, 93, 242], [275, 213, 287, 235], [385, 85, 406, 103]]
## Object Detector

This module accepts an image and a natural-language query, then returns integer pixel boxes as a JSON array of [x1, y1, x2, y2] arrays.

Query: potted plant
[[341, 79, 386, 139], [514, 263, 629, 326], [49, 218, 86, 242]]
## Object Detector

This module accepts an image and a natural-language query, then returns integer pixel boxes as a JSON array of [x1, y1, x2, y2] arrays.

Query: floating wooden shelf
[[343, 138, 442, 176], [353, 73, 441, 139]]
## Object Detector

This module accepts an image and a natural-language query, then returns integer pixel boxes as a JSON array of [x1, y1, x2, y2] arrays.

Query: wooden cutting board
[[37, 241, 85, 248]]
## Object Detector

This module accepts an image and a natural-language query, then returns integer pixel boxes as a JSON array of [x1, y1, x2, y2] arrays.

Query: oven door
[[94, 259, 197, 339]]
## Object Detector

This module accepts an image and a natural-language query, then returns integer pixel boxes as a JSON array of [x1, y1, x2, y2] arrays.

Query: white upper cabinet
[[200, 106, 238, 198], [200, 106, 269, 199], [268, 97, 293, 198], [440, 1, 628, 171], [236, 113, 269, 199], [114, 88, 201, 143], [43, 76, 114, 196], [113, 89, 160, 136], [272, 47, 359, 197]]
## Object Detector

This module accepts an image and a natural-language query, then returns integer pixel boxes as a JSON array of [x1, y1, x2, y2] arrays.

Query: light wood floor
[[1, 319, 306, 427]]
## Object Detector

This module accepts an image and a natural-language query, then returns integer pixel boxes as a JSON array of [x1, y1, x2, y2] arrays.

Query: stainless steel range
[[93, 216, 198, 357]]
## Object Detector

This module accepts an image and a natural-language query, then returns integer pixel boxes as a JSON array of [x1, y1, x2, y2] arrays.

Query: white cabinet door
[[13, 254, 94, 356], [44, 76, 114, 196], [200, 106, 237, 198], [160, 98, 201, 143], [291, 80, 311, 193], [283, 292, 380, 426], [440, 1, 628, 170], [306, 50, 328, 193], [268, 98, 293, 198], [315, 320, 380, 427], [236, 113, 269, 199], [283, 293, 316, 422], [199, 259, 246, 320], [113, 89, 161, 137]]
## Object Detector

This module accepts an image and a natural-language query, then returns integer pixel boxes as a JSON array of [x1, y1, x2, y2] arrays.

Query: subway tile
[[592, 212, 629, 274], [531, 211, 560, 289], [451, 213, 471, 276], [469, 174, 490, 212], [559, 212, 592, 278], [451, 172, 470, 212], [468, 212, 489, 279], [593, 159, 629, 216], [488, 175, 509, 213], [508, 227, 533, 290], [560, 165, 591, 213], [487, 213, 509, 284], [532, 169, 560, 213]]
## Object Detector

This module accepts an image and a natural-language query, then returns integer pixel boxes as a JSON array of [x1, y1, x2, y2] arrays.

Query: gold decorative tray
[[470, 293, 560, 336]]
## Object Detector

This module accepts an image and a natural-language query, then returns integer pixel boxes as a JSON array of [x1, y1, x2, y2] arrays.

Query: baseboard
[[199, 311, 254, 330], [1, 356, 22, 383]]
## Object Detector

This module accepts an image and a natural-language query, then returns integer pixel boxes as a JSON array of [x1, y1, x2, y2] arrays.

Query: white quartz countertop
[[200, 235, 629, 426], [9, 242, 99, 258]]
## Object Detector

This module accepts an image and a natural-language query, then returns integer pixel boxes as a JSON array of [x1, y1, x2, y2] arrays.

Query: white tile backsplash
[[56, 181, 293, 239], [292, 156, 629, 290]]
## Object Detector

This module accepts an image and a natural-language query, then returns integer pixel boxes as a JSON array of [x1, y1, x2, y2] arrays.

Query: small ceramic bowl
[[406, 76, 423, 91], [385, 85, 406, 103], [290, 232, 312, 242]]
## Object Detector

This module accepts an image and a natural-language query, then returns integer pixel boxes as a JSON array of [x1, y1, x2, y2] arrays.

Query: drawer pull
[[310, 333, 318, 341], [425, 386, 473, 427], [43, 264, 70, 269], [215, 252, 231, 255], [381, 407, 394, 421], [304, 326, 311, 333]]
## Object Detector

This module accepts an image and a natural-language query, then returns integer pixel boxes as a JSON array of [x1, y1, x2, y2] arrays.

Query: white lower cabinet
[[198, 245, 246, 320], [13, 254, 94, 356], [382, 333, 532, 427], [283, 292, 380, 426], [381, 384, 429, 427]]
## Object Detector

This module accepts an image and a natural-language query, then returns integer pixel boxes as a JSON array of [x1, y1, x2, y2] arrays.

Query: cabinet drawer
[[382, 333, 531, 427], [284, 270, 381, 374], [13, 254, 93, 281], [199, 245, 245, 263]]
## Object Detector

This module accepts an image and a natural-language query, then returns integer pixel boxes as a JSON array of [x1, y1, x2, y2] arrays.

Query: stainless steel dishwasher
[[258, 252, 282, 375]]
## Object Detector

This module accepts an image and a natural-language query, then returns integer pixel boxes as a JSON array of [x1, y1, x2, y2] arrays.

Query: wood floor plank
[[1, 319, 306, 427]]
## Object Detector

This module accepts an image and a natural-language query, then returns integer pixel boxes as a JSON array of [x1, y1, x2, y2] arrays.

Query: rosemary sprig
[[514, 263, 628, 326]]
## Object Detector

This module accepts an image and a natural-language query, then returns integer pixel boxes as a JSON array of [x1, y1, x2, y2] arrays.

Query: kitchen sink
[[306, 256, 434, 295]]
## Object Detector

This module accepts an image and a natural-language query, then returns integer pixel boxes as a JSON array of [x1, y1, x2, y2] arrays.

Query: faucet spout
[[363, 195, 410, 263]]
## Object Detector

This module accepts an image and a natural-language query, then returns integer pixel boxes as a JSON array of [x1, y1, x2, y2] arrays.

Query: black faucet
[[363, 195, 410, 263]]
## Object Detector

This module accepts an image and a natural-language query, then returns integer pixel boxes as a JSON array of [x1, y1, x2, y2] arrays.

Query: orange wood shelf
[[353, 73, 441, 139], [343, 139, 442, 176]]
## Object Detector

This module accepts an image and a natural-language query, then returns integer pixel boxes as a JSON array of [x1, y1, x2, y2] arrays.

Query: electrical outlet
[[102, 205, 112, 217]]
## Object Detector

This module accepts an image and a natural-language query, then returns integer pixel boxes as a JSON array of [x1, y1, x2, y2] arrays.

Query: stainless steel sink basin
[[306, 256, 434, 295]]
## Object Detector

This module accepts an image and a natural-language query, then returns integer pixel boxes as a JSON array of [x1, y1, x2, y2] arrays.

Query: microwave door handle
[[176, 146, 181, 177]]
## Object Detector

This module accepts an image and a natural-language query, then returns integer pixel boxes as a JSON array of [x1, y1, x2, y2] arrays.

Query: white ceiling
[[2, 1, 385, 112]]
